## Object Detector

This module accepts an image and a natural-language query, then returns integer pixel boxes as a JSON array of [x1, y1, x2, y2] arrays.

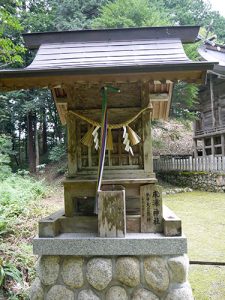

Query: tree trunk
[[42, 107, 48, 154], [27, 111, 36, 173], [35, 115, 40, 167]]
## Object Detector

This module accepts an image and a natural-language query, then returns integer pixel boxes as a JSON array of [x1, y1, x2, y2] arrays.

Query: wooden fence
[[154, 156, 225, 172]]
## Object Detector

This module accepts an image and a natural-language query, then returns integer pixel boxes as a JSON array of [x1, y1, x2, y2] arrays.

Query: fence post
[[214, 156, 217, 171], [189, 157, 192, 171], [218, 156, 222, 171]]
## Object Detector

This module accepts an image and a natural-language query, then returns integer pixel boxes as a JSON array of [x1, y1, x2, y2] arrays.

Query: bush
[[0, 174, 46, 235], [0, 135, 12, 180], [0, 170, 47, 298], [49, 143, 66, 162]]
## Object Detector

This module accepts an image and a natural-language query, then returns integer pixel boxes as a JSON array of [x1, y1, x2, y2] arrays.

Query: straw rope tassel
[[127, 126, 141, 146], [81, 126, 95, 147], [106, 128, 113, 151]]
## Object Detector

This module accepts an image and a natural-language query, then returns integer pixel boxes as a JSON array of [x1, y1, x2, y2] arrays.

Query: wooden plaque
[[140, 184, 163, 233]]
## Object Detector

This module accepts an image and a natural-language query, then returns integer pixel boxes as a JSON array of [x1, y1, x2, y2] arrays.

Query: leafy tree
[[207, 12, 225, 42], [0, 2, 25, 67], [50, 0, 109, 30], [171, 82, 199, 120], [21, 0, 109, 32], [162, 0, 212, 26], [20, 0, 56, 32], [93, 0, 171, 28]]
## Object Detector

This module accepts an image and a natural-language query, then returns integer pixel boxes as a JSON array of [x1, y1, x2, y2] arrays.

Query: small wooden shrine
[[194, 41, 225, 156], [0, 26, 214, 238], [1, 26, 216, 300]]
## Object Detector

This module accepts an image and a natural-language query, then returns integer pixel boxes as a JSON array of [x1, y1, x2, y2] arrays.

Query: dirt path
[[41, 184, 64, 212]]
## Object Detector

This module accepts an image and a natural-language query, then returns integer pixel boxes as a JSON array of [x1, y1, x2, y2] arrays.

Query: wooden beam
[[165, 82, 174, 120], [0, 70, 206, 92], [67, 111, 78, 177]]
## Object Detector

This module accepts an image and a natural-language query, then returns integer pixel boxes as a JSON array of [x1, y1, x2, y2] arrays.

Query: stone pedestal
[[30, 234, 193, 300]]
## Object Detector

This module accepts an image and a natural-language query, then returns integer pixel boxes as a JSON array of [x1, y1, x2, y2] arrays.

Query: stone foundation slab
[[33, 233, 187, 256]]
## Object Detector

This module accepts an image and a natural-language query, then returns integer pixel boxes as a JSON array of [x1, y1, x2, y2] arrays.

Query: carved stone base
[[31, 232, 193, 299], [30, 253, 193, 300]]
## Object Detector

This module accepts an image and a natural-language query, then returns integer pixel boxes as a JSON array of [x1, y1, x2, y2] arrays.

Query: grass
[[0, 174, 52, 299], [190, 265, 225, 300], [2, 179, 225, 299], [164, 191, 225, 300]]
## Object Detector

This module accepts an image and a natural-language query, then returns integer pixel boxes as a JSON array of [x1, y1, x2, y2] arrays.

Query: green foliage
[[50, 0, 109, 30], [0, 177, 49, 299], [20, 0, 56, 32], [170, 82, 199, 120], [21, 0, 108, 32], [152, 138, 164, 150], [162, 0, 212, 26], [0, 135, 12, 179], [93, 0, 171, 29], [184, 42, 201, 61], [209, 12, 225, 42], [0, 2, 25, 67], [49, 143, 66, 162], [56, 164, 67, 175], [0, 174, 46, 235], [0, 258, 22, 288]]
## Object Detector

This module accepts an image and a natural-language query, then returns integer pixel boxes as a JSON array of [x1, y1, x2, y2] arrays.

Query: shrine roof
[[198, 41, 225, 76], [22, 26, 201, 49], [0, 26, 216, 91]]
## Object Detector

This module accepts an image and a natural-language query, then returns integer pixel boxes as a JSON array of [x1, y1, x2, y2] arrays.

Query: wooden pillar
[[142, 111, 153, 173], [202, 138, 206, 157], [211, 136, 215, 156], [67, 112, 77, 176], [141, 82, 153, 175], [193, 138, 198, 158], [210, 75, 216, 129]]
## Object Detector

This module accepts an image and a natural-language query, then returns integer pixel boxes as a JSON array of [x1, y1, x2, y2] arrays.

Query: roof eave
[[23, 26, 201, 50], [0, 61, 216, 79]]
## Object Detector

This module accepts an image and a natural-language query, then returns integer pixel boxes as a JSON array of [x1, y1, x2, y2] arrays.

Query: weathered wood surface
[[39, 213, 140, 237], [67, 112, 77, 176], [140, 184, 163, 233], [163, 205, 182, 236], [63, 177, 156, 218], [141, 82, 153, 175], [98, 187, 126, 237], [195, 77, 225, 139]]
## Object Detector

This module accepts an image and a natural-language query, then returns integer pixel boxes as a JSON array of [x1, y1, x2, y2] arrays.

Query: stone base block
[[33, 233, 187, 256], [31, 234, 193, 300], [30, 254, 193, 300]]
